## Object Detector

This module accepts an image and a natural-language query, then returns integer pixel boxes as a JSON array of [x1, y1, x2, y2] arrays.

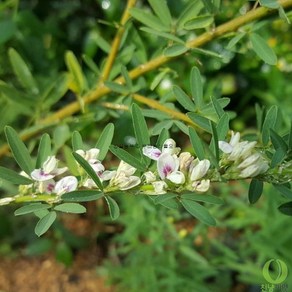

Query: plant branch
[[1, 0, 292, 158], [98, 0, 137, 83]]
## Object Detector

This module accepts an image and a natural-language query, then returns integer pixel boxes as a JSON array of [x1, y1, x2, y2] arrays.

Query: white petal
[[31, 169, 55, 181], [167, 171, 185, 184], [152, 181, 168, 194], [86, 148, 100, 160], [162, 139, 180, 155], [43, 156, 58, 173], [100, 170, 116, 181], [229, 131, 240, 147], [75, 149, 85, 158], [55, 176, 78, 195], [83, 178, 96, 188], [241, 141, 257, 159], [142, 146, 161, 160], [237, 153, 260, 169], [143, 171, 156, 183], [116, 161, 136, 176], [0, 197, 15, 205], [53, 167, 68, 176], [218, 141, 233, 153], [38, 179, 55, 193], [90, 161, 105, 173], [179, 152, 194, 172], [192, 179, 210, 192], [190, 159, 210, 181], [157, 153, 178, 179], [119, 176, 141, 190]]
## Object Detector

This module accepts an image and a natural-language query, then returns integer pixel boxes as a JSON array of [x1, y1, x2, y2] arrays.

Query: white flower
[[143, 171, 156, 183], [192, 179, 210, 192], [31, 156, 67, 181], [75, 148, 100, 162], [0, 197, 15, 205], [179, 152, 194, 173], [167, 171, 185, 184], [152, 181, 168, 194], [54, 176, 78, 195], [190, 159, 210, 181], [38, 179, 55, 193], [161, 139, 181, 155], [109, 161, 141, 191], [157, 153, 179, 179], [239, 161, 269, 178], [142, 146, 161, 160]]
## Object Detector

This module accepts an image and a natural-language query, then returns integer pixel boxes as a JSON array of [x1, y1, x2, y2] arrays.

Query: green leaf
[[164, 44, 188, 57], [148, 0, 172, 27], [52, 124, 71, 151], [174, 121, 189, 135], [271, 147, 286, 168], [250, 33, 277, 65], [35, 211, 57, 237], [121, 66, 133, 90], [95, 123, 115, 160], [270, 129, 288, 152], [274, 184, 292, 199], [209, 121, 219, 161], [109, 146, 146, 171], [192, 48, 223, 59], [15, 203, 51, 216], [216, 113, 230, 140], [255, 103, 264, 132], [82, 54, 101, 75], [140, 27, 184, 44], [0, 19, 16, 44], [187, 113, 212, 133], [104, 196, 120, 220], [54, 203, 86, 214], [36, 134, 51, 168], [72, 152, 103, 190], [62, 190, 104, 202], [278, 202, 292, 216], [131, 104, 150, 147], [262, 105, 278, 145], [72, 131, 83, 152], [289, 121, 292, 150], [130, 8, 169, 32], [0, 166, 33, 185], [173, 86, 196, 112], [160, 198, 178, 209], [156, 128, 169, 149], [151, 120, 173, 136], [4, 126, 34, 175], [8, 48, 39, 94], [181, 194, 224, 205], [154, 193, 177, 205], [189, 127, 205, 160], [181, 199, 216, 226], [248, 179, 263, 204], [104, 81, 129, 95], [184, 15, 214, 30], [226, 32, 246, 50], [190, 67, 203, 109], [211, 96, 225, 119], [259, 0, 279, 9], [177, 1, 204, 30], [65, 50, 87, 94]]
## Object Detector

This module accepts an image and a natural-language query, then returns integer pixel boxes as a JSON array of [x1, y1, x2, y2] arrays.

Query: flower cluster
[[13, 132, 269, 203], [142, 139, 211, 194], [19, 156, 78, 197], [219, 131, 269, 178]]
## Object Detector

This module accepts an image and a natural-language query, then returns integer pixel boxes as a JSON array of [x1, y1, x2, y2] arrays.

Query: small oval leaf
[[35, 211, 57, 237], [105, 196, 120, 220], [14, 203, 51, 216], [62, 190, 104, 202], [54, 203, 86, 214]]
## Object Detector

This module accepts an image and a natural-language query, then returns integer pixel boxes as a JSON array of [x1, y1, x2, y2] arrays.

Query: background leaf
[[248, 179, 264, 204], [250, 33, 277, 65], [62, 190, 104, 202], [96, 123, 115, 160], [36, 134, 51, 168], [35, 211, 57, 237], [14, 203, 51, 216], [54, 203, 86, 214], [181, 199, 216, 226], [4, 126, 34, 175], [72, 131, 84, 152], [105, 196, 120, 220]]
